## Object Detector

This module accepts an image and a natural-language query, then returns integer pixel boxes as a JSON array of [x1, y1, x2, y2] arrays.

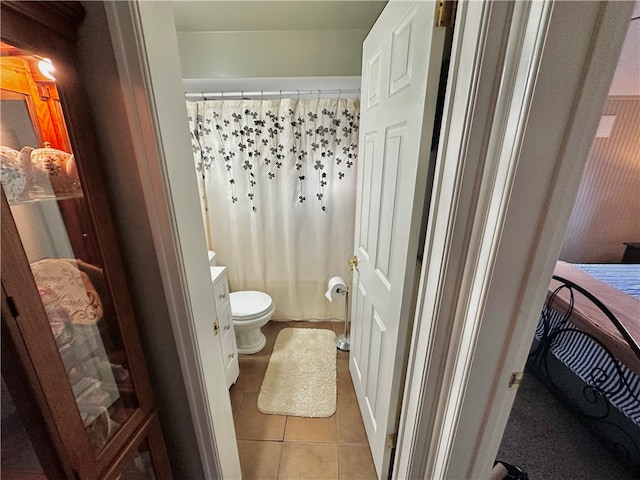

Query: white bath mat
[[258, 328, 336, 417]]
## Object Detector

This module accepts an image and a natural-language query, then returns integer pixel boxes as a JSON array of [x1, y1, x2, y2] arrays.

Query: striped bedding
[[574, 263, 640, 300], [552, 262, 640, 373], [534, 308, 640, 425], [534, 262, 640, 426]]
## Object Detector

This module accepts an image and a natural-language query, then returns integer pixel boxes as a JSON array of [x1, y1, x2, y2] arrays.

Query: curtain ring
[[261, 90, 264, 99], [317, 89, 321, 100], [279, 89, 282, 100], [297, 89, 300, 99], [338, 88, 342, 99]]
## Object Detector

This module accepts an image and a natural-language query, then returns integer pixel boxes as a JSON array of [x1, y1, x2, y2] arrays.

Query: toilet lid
[[229, 291, 273, 319]]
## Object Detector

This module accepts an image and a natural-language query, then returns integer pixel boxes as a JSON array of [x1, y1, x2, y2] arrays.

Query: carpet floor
[[497, 369, 637, 479]]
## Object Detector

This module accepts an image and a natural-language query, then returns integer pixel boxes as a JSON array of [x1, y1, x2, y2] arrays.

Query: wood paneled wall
[[559, 97, 640, 263]]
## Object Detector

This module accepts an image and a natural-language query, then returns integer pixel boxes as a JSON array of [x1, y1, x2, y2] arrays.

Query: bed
[[528, 261, 640, 474]]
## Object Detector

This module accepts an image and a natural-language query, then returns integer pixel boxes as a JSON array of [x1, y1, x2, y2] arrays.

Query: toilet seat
[[230, 291, 273, 321]]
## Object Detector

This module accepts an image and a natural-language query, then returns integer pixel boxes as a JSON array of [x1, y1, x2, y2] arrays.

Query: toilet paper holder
[[336, 290, 351, 352], [335, 287, 351, 351], [326, 277, 351, 352]]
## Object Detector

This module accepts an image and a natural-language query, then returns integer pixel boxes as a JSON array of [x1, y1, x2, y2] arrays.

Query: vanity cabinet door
[[1, 3, 170, 479], [211, 267, 239, 387], [221, 319, 240, 388]]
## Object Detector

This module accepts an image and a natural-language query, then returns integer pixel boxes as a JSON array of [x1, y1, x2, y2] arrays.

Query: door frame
[[103, 2, 240, 479], [395, 1, 633, 478], [103, 1, 632, 478]]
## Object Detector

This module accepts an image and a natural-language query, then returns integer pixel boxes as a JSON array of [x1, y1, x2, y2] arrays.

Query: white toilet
[[229, 290, 275, 354], [208, 251, 274, 354]]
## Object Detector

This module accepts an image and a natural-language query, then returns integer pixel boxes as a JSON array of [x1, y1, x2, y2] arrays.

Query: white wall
[[112, 1, 242, 477], [174, 0, 385, 79], [178, 29, 369, 78], [608, 3, 640, 96], [77, 3, 204, 477]]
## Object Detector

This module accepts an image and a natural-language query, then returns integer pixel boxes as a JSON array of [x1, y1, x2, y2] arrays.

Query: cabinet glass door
[[118, 440, 157, 480], [1, 42, 139, 454]]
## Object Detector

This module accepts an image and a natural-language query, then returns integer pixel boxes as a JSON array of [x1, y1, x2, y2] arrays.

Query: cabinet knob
[[229, 352, 235, 359], [219, 293, 226, 300]]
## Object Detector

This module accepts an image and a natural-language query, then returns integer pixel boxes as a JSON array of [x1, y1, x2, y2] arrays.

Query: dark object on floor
[[491, 461, 529, 480]]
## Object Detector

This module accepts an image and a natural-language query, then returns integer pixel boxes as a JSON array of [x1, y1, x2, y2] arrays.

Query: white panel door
[[350, 2, 445, 477]]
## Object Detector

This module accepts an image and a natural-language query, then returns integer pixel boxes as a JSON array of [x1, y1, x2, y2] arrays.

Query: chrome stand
[[336, 289, 350, 351]]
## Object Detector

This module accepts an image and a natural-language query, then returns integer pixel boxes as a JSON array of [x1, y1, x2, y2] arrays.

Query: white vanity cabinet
[[210, 266, 239, 388]]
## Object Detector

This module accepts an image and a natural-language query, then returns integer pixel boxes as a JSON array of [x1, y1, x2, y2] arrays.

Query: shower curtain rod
[[185, 88, 361, 100]]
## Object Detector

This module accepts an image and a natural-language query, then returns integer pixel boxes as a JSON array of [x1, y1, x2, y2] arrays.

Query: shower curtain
[[187, 98, 360, 320]]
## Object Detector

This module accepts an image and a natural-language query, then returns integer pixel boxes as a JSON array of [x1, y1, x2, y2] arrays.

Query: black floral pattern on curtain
[[188, 98, 359, 213]]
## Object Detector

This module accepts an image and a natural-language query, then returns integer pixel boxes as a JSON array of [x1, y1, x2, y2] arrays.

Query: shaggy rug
[[257, 328, 337, 417]]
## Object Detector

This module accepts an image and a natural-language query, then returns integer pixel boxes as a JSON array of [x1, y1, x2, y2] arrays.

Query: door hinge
[[6, 296, 19, 318], [386, 432, 397, 449], [214, 318, 220, 336], [509, 372, 524, 388], [348, 255, 359, 271], [435, 0, 457, 28]]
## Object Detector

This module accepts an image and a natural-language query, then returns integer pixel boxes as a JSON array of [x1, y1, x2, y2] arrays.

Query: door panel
[[376, 123, 404, 287], [350, 2, 445, 477]]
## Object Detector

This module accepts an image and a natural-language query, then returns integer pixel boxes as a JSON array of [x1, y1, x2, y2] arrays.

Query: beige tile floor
[[230, 321, 377, 480]]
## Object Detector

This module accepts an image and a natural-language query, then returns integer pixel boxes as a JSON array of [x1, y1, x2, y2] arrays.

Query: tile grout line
[[237, 322, 373, 478]]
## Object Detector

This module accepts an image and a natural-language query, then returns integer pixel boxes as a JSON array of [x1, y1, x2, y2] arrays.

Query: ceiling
[[609, 3, 640, 96], [172, 1, 387, 32]]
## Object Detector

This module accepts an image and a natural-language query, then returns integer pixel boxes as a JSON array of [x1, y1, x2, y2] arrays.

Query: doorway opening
[[496, 7, 640, 478], [172, 1, 453, 478]]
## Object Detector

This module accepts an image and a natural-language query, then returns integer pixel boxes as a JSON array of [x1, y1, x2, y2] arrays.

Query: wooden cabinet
[[0, 2, 171, 479], [211, 266, 239, 388]]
